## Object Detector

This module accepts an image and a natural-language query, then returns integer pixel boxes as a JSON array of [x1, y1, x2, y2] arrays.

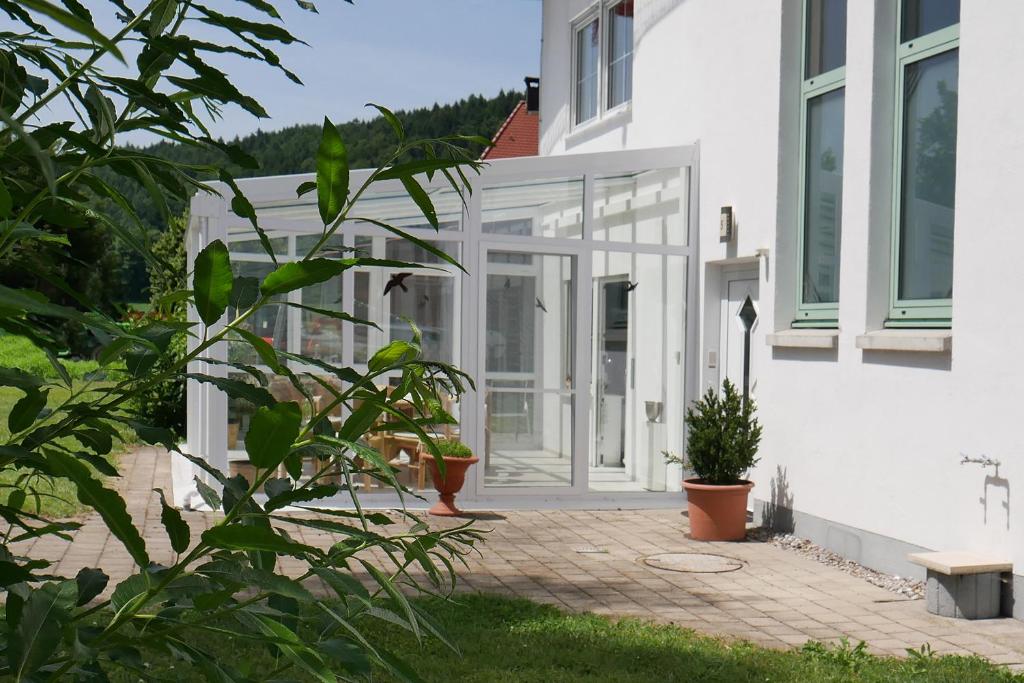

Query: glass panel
[[902, 0, 960, 43], [898, 49, 958, 302], [353, 272, 370, 365], [482, 177, 583, 239], [593, 169, 685, 245], [802, 87, 845, 305], [300, 275, 343, 365], [228, 236, 288, 255], [607, 0, 634, 108], [257, 188, 463, 229], [590, 252, 686, 493], [296, 233, 346, 258], [805, 0, 847, 79], [484, 252, 575, 488], [228, 261, 287, 366], [575, 18, 599, 124], [351, 240, 460, 367]]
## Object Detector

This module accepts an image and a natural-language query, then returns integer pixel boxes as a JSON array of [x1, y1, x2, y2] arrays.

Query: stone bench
[[908, 552, 1011, 620]]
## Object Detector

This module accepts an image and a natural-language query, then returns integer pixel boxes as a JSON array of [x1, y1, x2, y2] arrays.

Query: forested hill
[[112, 90, 522, 299]]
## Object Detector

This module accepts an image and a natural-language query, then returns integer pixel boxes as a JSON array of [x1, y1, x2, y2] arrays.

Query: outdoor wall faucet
[[960, 453, 1001, 468]]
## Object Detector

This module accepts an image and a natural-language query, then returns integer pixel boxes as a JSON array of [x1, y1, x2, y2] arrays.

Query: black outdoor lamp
[[737, 295, 757, 405]]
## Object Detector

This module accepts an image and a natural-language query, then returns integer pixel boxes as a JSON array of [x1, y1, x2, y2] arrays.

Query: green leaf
[[8, 582, 75, 679], [8, 389, 47, 434], [264, 484, 339, 512], [194, 476, 222, 511], [368, 340, 417, 372], [259, 258, 348, 297], [360, 561, 421, 642], [154, 488, 190, 554], [18, 0, 125, 61], [232, 328, 285, 373], [45, 452, 149, 567], [348, 216, 465, 272], [0, 180, 11, 217], [316, 116, 349, 225], [366, 102, 405, 141], [186, 374, 276, 407], [295, 180, 316, 197], [218, 171, 278, 265], [193, 240, 233, 326], [75, 567, 108, 606], [149, 0, 179, 37], [247, 613, 335, 683], [400, 174, 438, 229], [201, 525, 318, 558], [245, 402, 301, 469]]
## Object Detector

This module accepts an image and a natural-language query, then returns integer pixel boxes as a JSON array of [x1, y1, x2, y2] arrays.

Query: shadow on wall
[[861, 349, 951, 371], [982, 467, 1010, 531], [762, 465, 795, 533], [635, 0, 688, 44]]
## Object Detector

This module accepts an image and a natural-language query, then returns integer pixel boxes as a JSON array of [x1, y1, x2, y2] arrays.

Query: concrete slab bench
[[908, 552, 1012, 620]]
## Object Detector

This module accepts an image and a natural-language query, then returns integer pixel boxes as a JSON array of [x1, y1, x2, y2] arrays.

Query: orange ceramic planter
[[426, 455, 479, 516], [682, 478, 754, 541]]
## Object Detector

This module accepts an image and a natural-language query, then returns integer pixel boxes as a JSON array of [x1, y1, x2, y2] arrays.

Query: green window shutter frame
[[795, 0, 847, 328], [887, 9, 959, 328]]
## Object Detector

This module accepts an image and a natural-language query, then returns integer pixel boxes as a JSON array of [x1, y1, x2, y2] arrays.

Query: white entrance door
[[719, 271, 759, 397]]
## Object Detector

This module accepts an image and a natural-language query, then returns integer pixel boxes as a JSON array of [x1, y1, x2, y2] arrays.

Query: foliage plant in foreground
[[667, 379, 762, 485], [0, 1, 490, 680]]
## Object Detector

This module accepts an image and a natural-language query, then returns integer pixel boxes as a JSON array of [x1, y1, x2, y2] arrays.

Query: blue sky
[[168, 0, 541, 141]]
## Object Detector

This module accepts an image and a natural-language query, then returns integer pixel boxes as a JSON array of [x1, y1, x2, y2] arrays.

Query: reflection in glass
[[485, 253, 575, 488], [593, 169, 685, 245], [589, 252, 686, 492], [482, 178, 583, 239], [902, 0, 959, 43], [228, 236, 288, 255], [898, 49, 958, 302], [607, 1, 634, 109], [575, 18, 599, 124], [802, 88, 845, 305], [805, 0, 847, 79]]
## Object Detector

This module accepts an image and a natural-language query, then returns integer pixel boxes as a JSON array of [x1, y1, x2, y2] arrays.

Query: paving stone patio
[[18, 447, 1024, 668]]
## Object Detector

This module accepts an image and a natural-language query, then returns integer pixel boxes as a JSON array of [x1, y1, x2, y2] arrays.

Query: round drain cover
[[642, 552, 744, 574]]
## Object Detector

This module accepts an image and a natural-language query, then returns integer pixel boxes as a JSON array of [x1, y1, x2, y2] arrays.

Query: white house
[[536, 0, 1022, 617], [185, 0, 1024, 621]]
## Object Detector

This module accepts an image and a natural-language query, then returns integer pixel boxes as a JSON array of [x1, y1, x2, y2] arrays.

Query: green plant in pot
[[426, 438, 479, 516], [666, 379, 762, 541]]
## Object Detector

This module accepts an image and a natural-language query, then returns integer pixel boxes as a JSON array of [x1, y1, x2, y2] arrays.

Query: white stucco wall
[[540, 0, 1024, 575]]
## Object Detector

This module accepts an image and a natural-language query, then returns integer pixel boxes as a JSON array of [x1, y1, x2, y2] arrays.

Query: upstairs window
[[889, 0, 959, 327], [572, 1, 634, 128], [607, 0, 634, 110], [796, 0, 846, 327], [574, 17, 600, 124]]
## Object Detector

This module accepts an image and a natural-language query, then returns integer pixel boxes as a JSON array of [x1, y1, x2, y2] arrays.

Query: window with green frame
[[795, 0, 846, 327], [888, 0, 960, 327]]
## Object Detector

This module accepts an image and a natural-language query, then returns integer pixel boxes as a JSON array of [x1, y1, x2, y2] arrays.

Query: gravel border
[[748, 528, 924, 600]]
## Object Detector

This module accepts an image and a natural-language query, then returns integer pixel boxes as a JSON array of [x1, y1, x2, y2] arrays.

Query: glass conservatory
[[184, 146, 699, 508]]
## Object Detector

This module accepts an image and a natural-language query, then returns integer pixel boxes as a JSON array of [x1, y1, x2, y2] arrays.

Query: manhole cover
[[642, 552, 744, 574]]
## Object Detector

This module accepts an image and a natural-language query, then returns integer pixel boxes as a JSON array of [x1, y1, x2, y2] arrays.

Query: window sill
[[566, 103, 633, 146], [766, 329, 838, 349], [854, 329, 952, 353]]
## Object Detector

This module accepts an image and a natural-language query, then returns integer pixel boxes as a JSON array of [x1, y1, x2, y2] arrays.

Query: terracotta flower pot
[[682, 478, 754, 541], [426, 455, 479, 517]]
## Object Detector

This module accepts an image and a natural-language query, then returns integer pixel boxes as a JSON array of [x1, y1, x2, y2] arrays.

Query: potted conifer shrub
[[667, 379, 762, 541], [424, 438, 479, 516]]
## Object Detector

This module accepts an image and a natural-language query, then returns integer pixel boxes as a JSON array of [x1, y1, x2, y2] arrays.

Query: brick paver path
[[19, 447, 1024, 667]]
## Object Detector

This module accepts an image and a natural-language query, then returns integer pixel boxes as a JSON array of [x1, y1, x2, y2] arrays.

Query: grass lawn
[[110, 594, 1021, 682], [0, 384, 131, 518]]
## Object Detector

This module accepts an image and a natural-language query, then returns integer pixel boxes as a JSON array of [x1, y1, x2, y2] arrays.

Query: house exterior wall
[[540, 0, 1024, 601]]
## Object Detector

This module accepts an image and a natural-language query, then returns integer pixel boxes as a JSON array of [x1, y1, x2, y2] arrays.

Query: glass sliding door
[[589, 251, 686, 492], [483, 250, 577, 489]]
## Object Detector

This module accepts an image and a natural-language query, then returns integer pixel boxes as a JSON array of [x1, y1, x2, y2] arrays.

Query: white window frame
[[570, 0, 634, 130]]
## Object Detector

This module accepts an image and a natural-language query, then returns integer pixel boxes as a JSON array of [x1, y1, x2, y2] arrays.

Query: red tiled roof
[[481, 100, 538, 160]]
